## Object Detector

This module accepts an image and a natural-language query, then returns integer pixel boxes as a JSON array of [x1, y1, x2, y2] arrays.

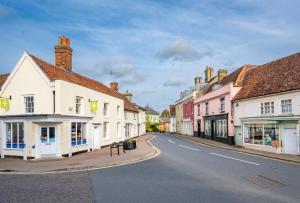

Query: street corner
[[0, 134, 159, 174]]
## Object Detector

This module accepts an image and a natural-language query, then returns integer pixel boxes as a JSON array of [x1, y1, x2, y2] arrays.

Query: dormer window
[[212, 84, 222, 91]]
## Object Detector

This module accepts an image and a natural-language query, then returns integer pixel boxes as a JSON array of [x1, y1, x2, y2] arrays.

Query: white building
[[0, 36, 138, 160], [234, 52, 300, 155]]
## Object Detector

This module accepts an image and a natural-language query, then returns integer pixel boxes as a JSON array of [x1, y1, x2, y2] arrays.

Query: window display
[[243, 123, 278, 146]]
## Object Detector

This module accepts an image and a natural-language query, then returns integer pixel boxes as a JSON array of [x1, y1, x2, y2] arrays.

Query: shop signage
[[90, 101, 98, 111], [0, 98, 10, 109]]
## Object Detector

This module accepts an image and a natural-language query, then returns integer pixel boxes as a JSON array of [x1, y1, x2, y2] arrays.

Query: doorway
[[284, 128, 299, 155], [211, 120, 216, 140], [39, 126, 57, 156], [197, 120, 201, 137]]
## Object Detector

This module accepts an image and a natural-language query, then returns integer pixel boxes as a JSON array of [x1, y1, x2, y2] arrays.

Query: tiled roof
[[0, 73, 9, 88], [30, 54, 138, 112], [205, 64, 254, 94], [234, 52, 300, 101]]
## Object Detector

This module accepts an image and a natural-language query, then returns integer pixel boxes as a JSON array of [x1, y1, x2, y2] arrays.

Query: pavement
[[171, 133, 300, 164], [1, 133, 300, 203], [0, 134, 158, 173]]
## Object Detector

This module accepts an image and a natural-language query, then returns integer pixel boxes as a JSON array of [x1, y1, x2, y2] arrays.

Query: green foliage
[[161, 109, 170, 117], [146, 121, 160, 132]]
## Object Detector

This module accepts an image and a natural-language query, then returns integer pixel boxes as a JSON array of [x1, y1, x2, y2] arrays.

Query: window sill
[[4, 148, 25, 151], [71, 143, 88, 148]]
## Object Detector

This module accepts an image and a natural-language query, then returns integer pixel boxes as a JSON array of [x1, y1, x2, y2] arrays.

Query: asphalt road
[[1, 133, 300, 203]]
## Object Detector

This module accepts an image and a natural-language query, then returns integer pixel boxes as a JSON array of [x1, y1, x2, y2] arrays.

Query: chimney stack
[[123, 90, 133, 102], [194, 76, 202, 91], [205, 66, 214, 83], [110, 82, 119, 91], [218, 69, 228, 81], [55, 36, 72, 71]]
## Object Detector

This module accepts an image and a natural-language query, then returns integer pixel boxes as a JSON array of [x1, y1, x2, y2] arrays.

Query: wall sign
[[0, 98, 10, 109], [90, 101, 98, 111]]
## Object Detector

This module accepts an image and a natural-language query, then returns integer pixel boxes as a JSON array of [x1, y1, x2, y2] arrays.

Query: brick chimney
[[110, 82, 119, 91], [194, 76, 202, 91], [218, 69, 228, 81], [205, 66, 214, 83], [55, 36, 72, 71], [123, 90, 133, 102]]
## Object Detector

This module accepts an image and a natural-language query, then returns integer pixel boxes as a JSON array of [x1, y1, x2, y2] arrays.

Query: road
[[1, 133, 300, 203]]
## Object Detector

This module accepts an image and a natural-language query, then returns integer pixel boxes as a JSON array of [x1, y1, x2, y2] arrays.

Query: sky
[[0, 0, 300, 112]]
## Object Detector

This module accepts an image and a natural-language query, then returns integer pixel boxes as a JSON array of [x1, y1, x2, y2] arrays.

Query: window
[[216, 120, 227, 138], [117, 106, 121, 118], [134, 113, 136, 120], [260, 102, 274, 114], [244, 123, 278, 146], [41, 127, 55, 143], [220, 97, 225, 112], [125, 112, 128, 120], [205, 102, 209, 115], [103, 122, 108, 138], [75, 97, 83, 114], [117, 122, 121, 138], [24, 96, 34, 113], [6, 122, 25, 149], [71, 122, 86, 146], [281, 99, 292, 113], [204, 120, 211, 136], [104, 103, 109, 116], [197, 104, 200, 116]]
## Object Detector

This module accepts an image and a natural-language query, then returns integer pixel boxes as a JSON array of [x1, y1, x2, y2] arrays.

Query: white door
[[284, 128, 299, 155], [40, 126, 57, 156], [93, 125, 100, 148]]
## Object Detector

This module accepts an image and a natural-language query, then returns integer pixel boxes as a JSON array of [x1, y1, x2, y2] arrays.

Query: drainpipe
[[53, 90, 56, 114]]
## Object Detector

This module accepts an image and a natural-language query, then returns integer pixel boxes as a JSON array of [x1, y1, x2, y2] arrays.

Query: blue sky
[[0, 0, 300, 112]]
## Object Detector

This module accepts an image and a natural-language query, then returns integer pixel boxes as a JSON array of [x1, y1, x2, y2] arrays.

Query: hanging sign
[[90, 101, 98, 111], [0, 98, 10, 109]]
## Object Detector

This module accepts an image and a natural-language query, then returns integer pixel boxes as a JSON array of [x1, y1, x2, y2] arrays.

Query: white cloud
[[94, 58, 135, 78], [157, 39, 212, 62], [163, 77, 187, 87]]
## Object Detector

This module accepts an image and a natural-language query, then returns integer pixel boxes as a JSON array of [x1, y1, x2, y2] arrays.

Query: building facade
[[0, 36, 138, 160], [233, 53, 300, 155]]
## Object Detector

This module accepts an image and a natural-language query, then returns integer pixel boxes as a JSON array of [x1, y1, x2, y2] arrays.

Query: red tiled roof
[[0, 73, 9, 88], [234, 52, 300, 100], [29, 54, 138, 112]]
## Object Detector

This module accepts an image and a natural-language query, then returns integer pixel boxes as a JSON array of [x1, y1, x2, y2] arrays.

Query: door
[[211, 120, 216, 140], [40, 126, 57, 156], [284, 128, 299, 155], [93, 125, 100, 148], [197, 120, 201, 137]]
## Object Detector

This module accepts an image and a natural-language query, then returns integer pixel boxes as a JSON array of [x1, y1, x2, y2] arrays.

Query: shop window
[[204, 120, 211, 136], [6, 122, 25, 149], [281, 99, 292, 113], [243, 123, 278, 146], [216, 120, 227, 138], [71, 122, 87, 146], [24, 96, 34, 113]]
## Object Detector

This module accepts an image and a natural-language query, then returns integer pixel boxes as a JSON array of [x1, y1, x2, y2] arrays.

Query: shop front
[[241, 117, 300, 155], [203, 114, 234, 144]]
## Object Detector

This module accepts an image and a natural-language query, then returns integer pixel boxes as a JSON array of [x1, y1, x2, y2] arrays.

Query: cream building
[[0, 36, 138, 160]]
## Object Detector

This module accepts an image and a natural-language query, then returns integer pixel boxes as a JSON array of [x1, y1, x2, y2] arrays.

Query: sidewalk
[[0, 134, 158, 174], [171, 133, 300, 164]]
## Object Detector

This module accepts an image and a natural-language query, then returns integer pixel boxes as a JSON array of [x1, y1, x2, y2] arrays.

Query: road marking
[[168, 139, 176, 144], [179, 145, 200, 151], [210, 152, 260, 166]]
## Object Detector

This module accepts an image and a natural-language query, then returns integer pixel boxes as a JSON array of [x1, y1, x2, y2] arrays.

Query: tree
[[161, 109, 170, 117]]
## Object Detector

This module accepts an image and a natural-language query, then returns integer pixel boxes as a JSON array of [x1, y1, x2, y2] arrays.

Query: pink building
[[194, 65, 251, 144]]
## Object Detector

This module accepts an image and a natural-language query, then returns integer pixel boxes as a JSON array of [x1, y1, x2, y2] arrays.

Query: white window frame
[[281, 99, 292, 113], [75, 96, 83, 115], [23, 95, 34, 114], [220, 97, 225, 112], [117, 106, 121, 118], [261, 102, 274, 114], [117, 122, 121, 138], [205, 102, 209, 115], [71, 122, 87, 146], [103, 122, 109, 138], [5, 122, 25, 149], [104, 103, 109, 117]]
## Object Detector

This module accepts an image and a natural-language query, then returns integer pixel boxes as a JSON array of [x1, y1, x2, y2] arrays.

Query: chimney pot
[[110, 82, 119, 91], [218, 69, 228, 81], [205, 66, 214, 83]]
